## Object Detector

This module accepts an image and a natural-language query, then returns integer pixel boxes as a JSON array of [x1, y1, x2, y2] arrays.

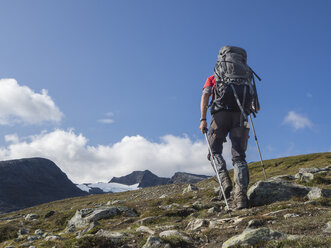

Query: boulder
[[136, 226, 155, 235], [67, 206, 138, 228], [307, 187, 331, 200], [248, 179, 310, 206], [34, 229, 44, 236], [159, 230, 191, 242], [182, 184, 198, 194], [222, 227, 285, 248], [25, 214, 39, 221], [95, 229, 125, 240], [186, 218, 209, 231], [142, 236, 165, 248], [295, 165, 331, 182], [44, 235, 62, 241]]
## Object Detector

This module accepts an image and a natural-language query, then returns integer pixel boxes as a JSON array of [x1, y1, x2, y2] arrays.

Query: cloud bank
[[0, 79, 63, 125], [0, 129, 232, 184], [283, 111, 313, 130]]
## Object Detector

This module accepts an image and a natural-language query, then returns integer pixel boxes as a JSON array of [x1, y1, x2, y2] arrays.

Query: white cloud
[[0, 79, 63, 125], [283, 111, 313, 130], [105, 112, 114, 117], [98, 118, 114, 124], [0, 129, 232, 184], [98, 112, 114, 124]]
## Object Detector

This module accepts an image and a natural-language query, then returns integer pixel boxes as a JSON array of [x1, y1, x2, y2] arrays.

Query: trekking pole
[[249, 115, 267, 180], [203, 129, 230, 211]]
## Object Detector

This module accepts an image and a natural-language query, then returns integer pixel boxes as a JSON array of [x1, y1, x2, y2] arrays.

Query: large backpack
[[210, 46, 261, 123]]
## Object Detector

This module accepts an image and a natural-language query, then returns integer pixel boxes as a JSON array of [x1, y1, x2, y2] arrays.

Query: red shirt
[[203, 75, 215, 90]]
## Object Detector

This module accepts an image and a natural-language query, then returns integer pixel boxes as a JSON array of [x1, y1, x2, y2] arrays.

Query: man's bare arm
[[200, 93, 210, 133]]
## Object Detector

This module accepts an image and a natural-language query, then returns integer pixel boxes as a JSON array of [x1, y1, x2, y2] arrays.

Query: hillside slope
[[0, 158, 87, 214], [0, 152, 330, 248]]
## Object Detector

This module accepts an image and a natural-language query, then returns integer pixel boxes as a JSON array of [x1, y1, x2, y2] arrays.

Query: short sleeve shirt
[[202, 75, 215, 95]]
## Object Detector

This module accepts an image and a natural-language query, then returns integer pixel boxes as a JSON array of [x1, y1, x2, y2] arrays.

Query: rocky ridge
[[0, 158, 87, 214], [109, 170, 170, 188], [0, 153, 330, 247]]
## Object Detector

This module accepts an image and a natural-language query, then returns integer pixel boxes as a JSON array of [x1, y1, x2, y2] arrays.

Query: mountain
[[168, 172, 210, 184], [0, 152, 330, 247], [79, 171, 210, 194], [109, 170, 169, 188], [0, 158, 87, 214]]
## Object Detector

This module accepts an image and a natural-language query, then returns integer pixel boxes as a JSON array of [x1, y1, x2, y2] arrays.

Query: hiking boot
[[221, 179, 233, 200], [213, 174, 233, 200], [233, 186, 248, 210]]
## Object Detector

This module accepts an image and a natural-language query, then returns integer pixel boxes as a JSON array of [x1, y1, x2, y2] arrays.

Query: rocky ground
[[0, 152, 330, 248]]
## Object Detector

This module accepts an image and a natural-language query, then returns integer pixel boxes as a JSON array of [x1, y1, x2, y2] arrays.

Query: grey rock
[[295, 165, 331, 182], [64, 224, 76, 234], [159, 230, 191, 242], [186, 218, 209, 231], [248, 179, 310, 206], [26, 235, 40, 241], [283, 213, 299, 219], [44, 235, 62, 241], [25, 214, 39, 221], [81, 221, 98, 235], [29, 246, 36, 248], [136, 226, 155, 235], [182, 184, 198, 194], [67, 206, 138, 228], [142, 236, 165, 248], [95, 229, 124, 240], [323, 221, 331, 233], [222, 227, 285, 248], [307, 187, 331, 200], [34, 229, 44, 235]]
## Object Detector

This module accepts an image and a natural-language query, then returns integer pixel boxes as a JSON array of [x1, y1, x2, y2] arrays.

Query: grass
[[0, 152, 330, 248]]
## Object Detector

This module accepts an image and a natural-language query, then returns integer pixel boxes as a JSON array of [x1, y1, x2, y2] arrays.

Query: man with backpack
[[199, 46, 260, 209]]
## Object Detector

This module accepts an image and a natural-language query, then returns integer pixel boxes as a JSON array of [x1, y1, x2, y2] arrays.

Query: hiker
[[199, 46, 260, 209]]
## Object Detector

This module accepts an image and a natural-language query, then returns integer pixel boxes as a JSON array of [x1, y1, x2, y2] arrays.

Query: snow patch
[[77, 182, 140, 193]]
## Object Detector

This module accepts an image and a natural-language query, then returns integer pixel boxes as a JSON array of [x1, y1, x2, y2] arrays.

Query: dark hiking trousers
[[208, 111, 250, 190]]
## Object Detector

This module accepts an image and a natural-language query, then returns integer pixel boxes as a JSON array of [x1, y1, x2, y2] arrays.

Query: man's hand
[[200, 120, 207, 134]]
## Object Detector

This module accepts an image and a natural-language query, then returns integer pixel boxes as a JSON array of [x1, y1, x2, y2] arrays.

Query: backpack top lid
[[218, 46, 247, 63]]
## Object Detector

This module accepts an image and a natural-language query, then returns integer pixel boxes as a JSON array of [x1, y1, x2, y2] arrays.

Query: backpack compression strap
[[230, 84, 248, 125]]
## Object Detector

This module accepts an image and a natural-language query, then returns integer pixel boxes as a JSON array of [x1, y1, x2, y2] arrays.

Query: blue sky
[[0, 1, 330, 183]]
